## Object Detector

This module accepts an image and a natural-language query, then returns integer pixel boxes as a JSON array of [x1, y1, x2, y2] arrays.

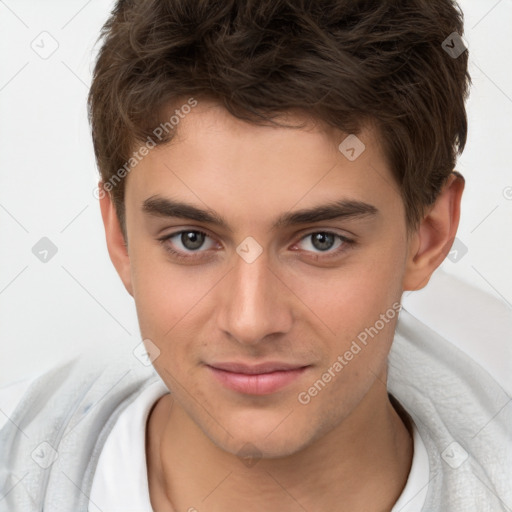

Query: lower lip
[[207, 366, 309, 395]]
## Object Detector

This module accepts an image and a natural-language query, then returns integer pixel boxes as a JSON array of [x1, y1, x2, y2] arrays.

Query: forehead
[[165, 99, 366, 159], [124, 99, 401, 229]]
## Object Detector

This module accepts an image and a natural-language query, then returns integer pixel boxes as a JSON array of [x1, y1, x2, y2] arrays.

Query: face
[[118, 100, 413, 458]]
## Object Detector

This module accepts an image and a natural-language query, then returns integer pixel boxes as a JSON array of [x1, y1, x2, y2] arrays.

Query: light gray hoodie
[[1, 308, 511, 511]]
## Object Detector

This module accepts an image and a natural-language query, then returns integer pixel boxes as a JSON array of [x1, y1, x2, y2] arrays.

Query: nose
[[216, 245, 293, 346]]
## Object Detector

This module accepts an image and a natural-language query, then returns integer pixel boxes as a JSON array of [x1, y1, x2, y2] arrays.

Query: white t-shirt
[[88, 380, 169, 512], [87, 380, 430, 512]]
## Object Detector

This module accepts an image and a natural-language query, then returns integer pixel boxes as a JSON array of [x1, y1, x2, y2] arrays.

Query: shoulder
[[0, 350, 163, 510], [0, 377, 35, 431], [390, 269, 511, 431], [390, 271, 512, 510], [399, 267, 512, 393], [0, 350, 160, 437], [0, 355, 107, 432]]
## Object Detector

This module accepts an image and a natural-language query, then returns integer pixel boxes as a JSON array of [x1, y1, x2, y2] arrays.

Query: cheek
[[130, 244, 222, 366], [296, 277, 401, 423], [289, 242, 405, 396], [290, 243, 404, 341], [130, 246, 195, 337]]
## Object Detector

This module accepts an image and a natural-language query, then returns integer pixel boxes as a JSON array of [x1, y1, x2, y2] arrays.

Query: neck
[[146, 376, 413, 512]]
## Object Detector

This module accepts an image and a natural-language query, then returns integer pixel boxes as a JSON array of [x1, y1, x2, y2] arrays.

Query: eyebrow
[[142, 195, 379, 232]]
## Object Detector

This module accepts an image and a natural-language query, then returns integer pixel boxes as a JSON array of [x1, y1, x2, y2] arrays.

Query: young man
[[1, 0, 511, 511]]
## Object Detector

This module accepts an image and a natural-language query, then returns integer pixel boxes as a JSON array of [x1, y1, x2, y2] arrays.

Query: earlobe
[[403, 172, 465, 291], [98, 182, 134, 296]]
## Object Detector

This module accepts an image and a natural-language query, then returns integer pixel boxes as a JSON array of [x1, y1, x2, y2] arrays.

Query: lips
[[206, 361, 310, 395], [209, 361, 307, 374]]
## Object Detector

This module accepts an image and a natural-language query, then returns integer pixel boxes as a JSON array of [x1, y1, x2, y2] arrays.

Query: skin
[[99, 99, 464, 511]]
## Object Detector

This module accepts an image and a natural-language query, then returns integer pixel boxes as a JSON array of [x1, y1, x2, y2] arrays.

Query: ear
[[403, 172, 465, 291], [98, 182, 134, 296]]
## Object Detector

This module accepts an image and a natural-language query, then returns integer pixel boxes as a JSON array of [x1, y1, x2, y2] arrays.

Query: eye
[[292, 231, 355, 259], [158, 229, 355, 262], [158, 229, 217, 261]]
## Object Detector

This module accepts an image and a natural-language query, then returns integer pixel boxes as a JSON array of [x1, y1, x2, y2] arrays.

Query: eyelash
[[157, 229, 356, 262]]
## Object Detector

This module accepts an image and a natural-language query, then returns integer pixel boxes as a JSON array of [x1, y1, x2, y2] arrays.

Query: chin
[[219, 433, 310, 461], [209, 411, 320, 461]]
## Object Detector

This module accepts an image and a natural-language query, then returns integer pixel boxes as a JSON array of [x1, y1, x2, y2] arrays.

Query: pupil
[[182, 231, 204, 250], [312, 233, 334, 251]]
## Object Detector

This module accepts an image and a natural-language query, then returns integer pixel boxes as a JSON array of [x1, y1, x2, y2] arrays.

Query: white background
[[0, 0, 511, 387]]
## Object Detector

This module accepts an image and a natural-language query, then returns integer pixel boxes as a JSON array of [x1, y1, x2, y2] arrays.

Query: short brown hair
[[88, 0, 470, 239]]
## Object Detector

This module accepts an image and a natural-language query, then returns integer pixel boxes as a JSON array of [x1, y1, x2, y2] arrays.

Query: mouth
[[205, 361, 311, 395]]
